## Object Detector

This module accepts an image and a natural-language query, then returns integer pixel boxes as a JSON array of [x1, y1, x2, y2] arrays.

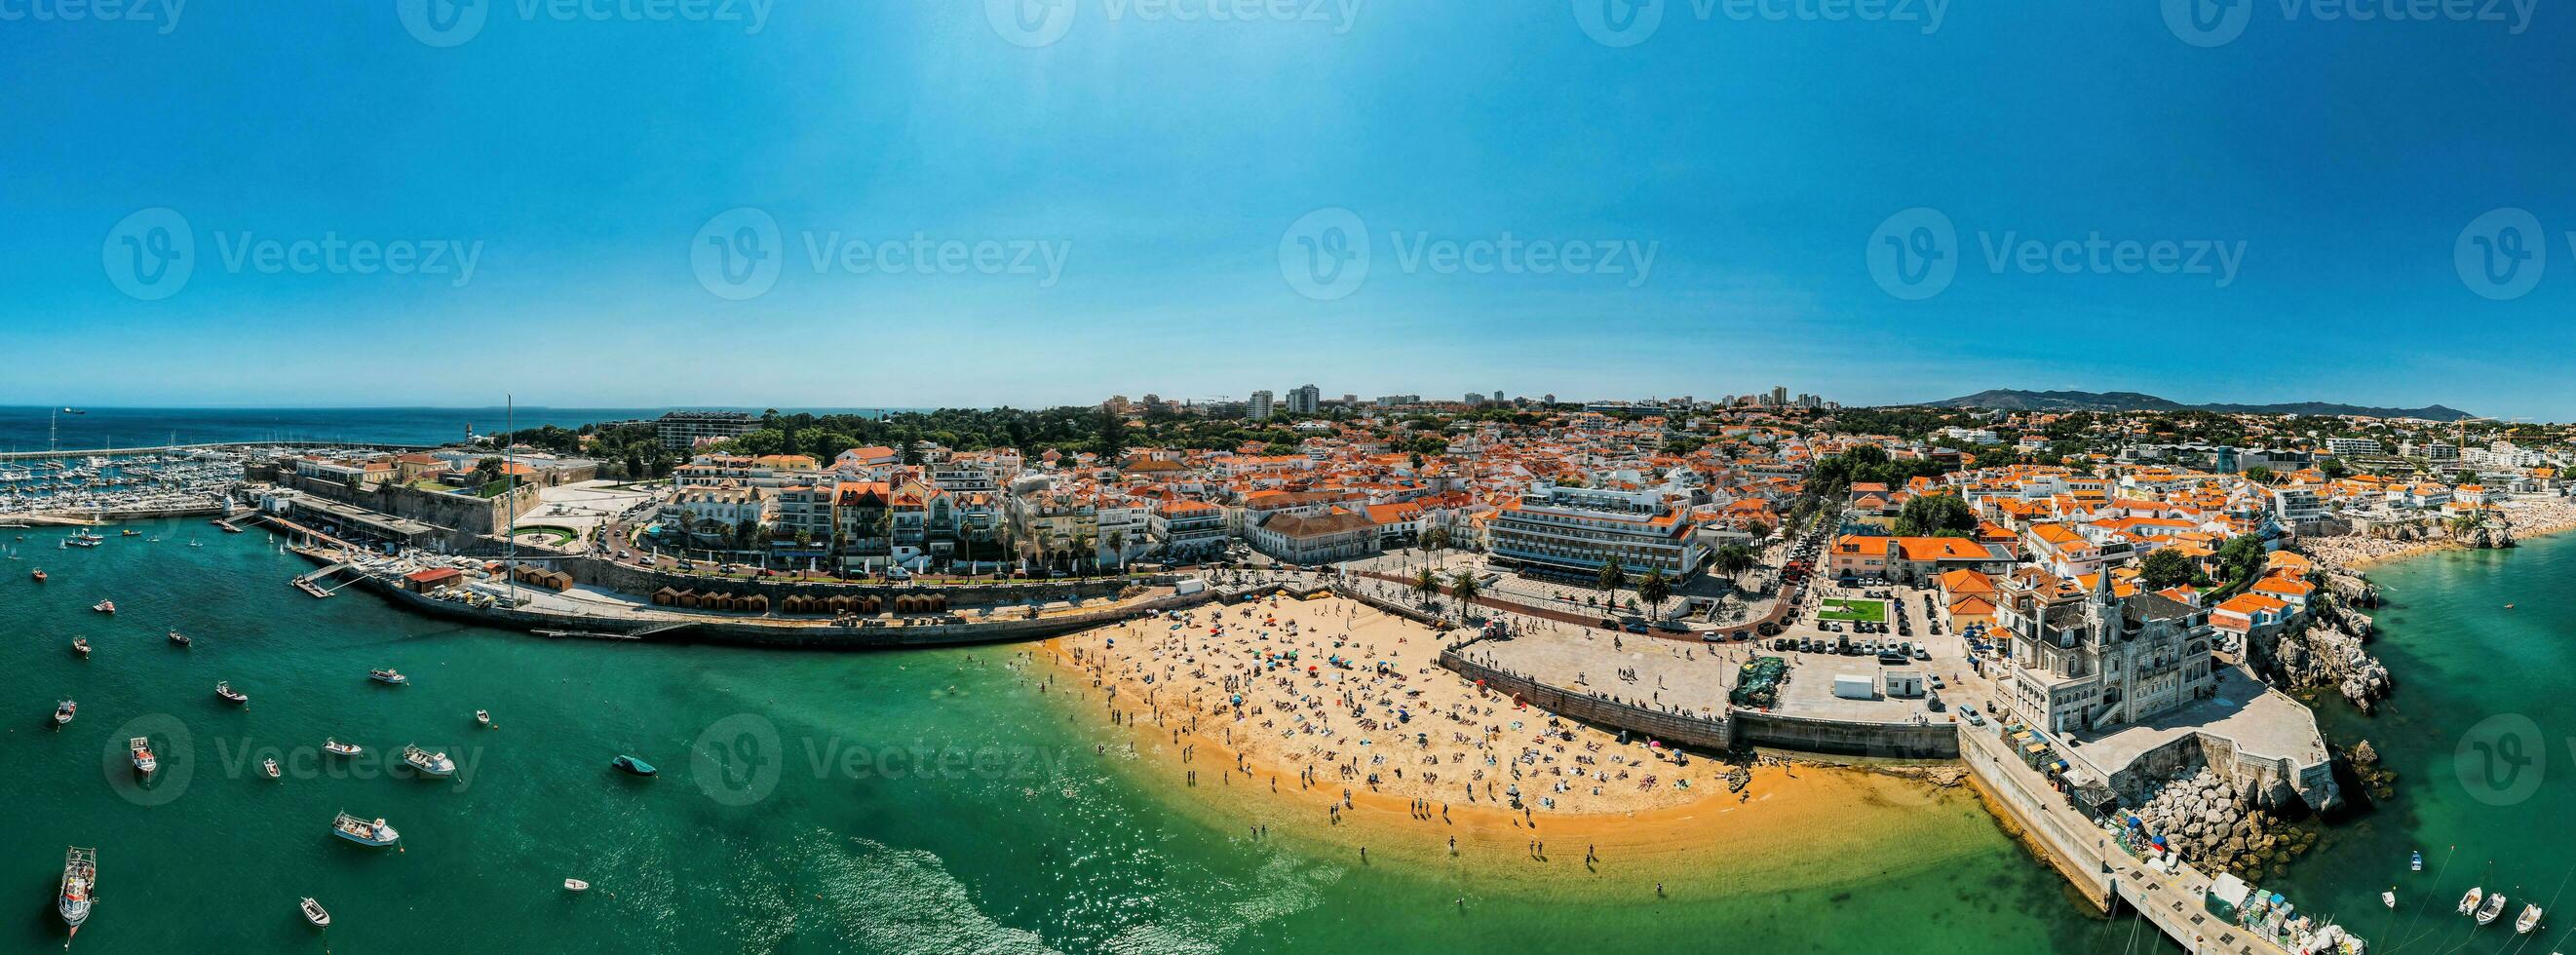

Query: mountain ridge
[[1914, 389, 2472, 422]]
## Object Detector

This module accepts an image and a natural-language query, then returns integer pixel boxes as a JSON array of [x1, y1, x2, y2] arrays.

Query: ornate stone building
[[1996, 569, 2219, 735]]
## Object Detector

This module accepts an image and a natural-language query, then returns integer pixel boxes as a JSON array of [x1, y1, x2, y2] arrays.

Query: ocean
[[0, 521, 2124, 953], [0, 407, 919, 453]]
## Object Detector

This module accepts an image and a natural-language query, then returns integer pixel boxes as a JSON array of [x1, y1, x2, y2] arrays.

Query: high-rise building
[[1770, 386, 1789, 406], [1287, 384, 1322, 415], [654, 410, 758, 448], [1248, 390, 1274, 421]]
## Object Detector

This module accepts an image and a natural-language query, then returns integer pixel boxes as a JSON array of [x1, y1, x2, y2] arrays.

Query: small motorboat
[[2411, 851, 2423, 872], [71, 637, 90, 657], [610, 754, 658, 777], [475, 709, 492, 727], [60, 847, 96, 938], [401, 745, 455, 779], [215, 681, 248, 705], [92, 600, 115, 614], [30, 568, 44, 582], [300, 897, 330, 927], [2462, 887, 2485, 915], [2383, 889, 2397, 909], [54, 700, 76, 726], [368, 668, 407, 686], [329, 812, 400, 848], [2518, 903, 2542, 935], [564, 879, 590, 893], [264, 757, 282, 779], [120, 529, 140, 537], [322, 739, 364, 757], [131, 737, 157, 776], [2479, 891, 2509, 926], [168, 630, 191, 647]]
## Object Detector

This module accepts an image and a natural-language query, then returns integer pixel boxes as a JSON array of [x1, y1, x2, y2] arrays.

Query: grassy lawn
[[1817, 597, 1888, 623], [513, 525, 578, 546]]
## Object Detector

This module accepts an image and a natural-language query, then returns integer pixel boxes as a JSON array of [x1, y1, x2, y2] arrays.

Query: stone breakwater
[[2129, 764, 2318, 883]]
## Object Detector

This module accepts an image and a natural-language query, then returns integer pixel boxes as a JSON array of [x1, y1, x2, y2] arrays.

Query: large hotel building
[[1486, 481, 1705, 579]]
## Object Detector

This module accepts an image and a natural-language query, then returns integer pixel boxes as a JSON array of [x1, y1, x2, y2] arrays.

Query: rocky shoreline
[[2129, 764, 2323, 883]]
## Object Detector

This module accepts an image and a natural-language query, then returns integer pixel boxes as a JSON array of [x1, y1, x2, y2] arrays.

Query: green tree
[[1637, 568, 1672, 619], [1894, 493, 1977, 537], [1714, 543, 1758, 579], [2244, 465, 2278, 484], [1414, 567, 1442, 604], [2137, 548, 2196, 590], [1596, 559, 1627, 595], [1448, 569, 1480, 616]]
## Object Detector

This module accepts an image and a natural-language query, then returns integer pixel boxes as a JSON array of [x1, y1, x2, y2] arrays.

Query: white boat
[[563, 878, 590, 893], [130, 737, 156, 775], [2411, 851, 2422, 872], [2461, 887, 2484, 915], [475, 709, 491, 727], [92, 599, 115, 613], [368, 668, 407, 686], [401, 745, 455, 779], [215, 681, 247, 704], [322, 738, 363, 757], [263, 757, 282, 779], [169, 630, 191, 646], [54, 700, 75, 726], [71, 636, 90, 656], [2518, 903, 2543, 935], [59, 847, 96, 938], [329, 812, 400, 848], [2478, 891, 2509, 926], [2382, 889, 2397, 909], [300, 897, 329, 927]]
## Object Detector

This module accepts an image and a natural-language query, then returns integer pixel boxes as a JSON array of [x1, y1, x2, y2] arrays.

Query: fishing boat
[[59, 847, 96, 938], [610, 754, 658, 777], [367, 668, 407, 686], [2383, 889, 2397, 909], [2478, 891, 2509, 926], [329, 812, 400, 848], [214, 681, 248, 705], [54, 700, 75, 726], [92, 599, 115, 614], [130, 737, 156, 776], [2518, 903, 2543, 935], [475, 709, 491, 727], [322, 739, 363, 757], [30, 568, 44, 582], [401, 745, 455, 779], [2410, 851, 2422, 872], [70, 637, 89, 657], [563, 878, 590, 893], [299, 897, 329, 927], [119, 529, 139, 537], [169, 630, 192, 647], [263, 757, 282, 779], [2460, 887, 2483, 916]]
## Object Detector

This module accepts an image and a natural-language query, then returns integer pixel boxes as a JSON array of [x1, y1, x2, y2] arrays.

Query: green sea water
[[2271, 533, 2576, 953], [6, 520, 2162, 953]]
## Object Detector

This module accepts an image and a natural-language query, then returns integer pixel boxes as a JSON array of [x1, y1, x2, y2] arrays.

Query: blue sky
[[3, 1, 2570, 417]]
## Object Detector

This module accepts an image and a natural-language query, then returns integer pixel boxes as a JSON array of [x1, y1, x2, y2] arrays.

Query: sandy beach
[[2297, 495, 2576, 570], [1029, 592, 1981, 891]]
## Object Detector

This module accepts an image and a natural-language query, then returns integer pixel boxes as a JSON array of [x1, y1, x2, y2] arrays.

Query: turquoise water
[[0, 407, 920, 453], [2276, 534, 2576, 953], [4, 521, 2135, 953]]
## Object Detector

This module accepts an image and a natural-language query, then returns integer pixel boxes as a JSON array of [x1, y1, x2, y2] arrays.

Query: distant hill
[[1918, 390, 2472, 422]]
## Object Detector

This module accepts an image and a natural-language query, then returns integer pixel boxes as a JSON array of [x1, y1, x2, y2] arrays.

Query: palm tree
[[1448, 569, 1480, 620], [1105, 530, 1129, 573], [1596, 559, 1627, 595], [1414, 567, 1442, 606], [1637, 567, 1672, 620]]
